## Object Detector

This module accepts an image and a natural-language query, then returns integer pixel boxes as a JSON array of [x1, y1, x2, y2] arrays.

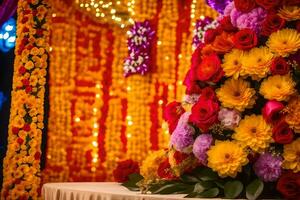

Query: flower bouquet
[[118, 0, 300, 199]]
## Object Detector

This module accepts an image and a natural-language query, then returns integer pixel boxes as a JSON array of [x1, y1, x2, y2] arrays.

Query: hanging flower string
[[192, 17, 218, 49], [124, 20, 155, 77]]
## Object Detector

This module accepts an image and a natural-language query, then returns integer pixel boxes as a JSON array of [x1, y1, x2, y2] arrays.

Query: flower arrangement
[[120, 0, 300, 199], [123, 20, 155, 77], [1, 0, 50, 199]]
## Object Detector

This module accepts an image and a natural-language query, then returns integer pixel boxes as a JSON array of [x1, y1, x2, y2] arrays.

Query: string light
[[0, 18, 16, 52]]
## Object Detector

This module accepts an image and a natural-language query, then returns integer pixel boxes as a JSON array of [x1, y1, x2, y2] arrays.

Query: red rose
[[233, 29, 257, 50], [113, 159, 140, 182], [262, 100, 285, 124], [282, 0, 300, 6], [261, 14, 285, 36], [183, 69, 202, 94], [157, 159, 176, 179], [277, 171, 300, 200], [200, 87, 217, 101], [255, 0, 280, 9], [191, 45, 202, 70], [204, 29, 219, 44], [272, 119, 294, 144], [189, 98, 219, 132], [163, 102, 185, 133], [219, 16, 237, 33], [270, 57, 290, 75], [196, 54, 224, 83], [234, 0, 256, 13]]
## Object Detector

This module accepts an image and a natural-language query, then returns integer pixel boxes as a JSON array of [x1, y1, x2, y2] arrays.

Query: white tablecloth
[[42, 182, 218, 200]]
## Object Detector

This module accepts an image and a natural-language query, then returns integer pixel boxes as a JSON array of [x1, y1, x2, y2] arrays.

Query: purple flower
[[206, 0, 232, 14], [224, 1, 242, 27], [170, 112, 194, 152], [236, 7, 266, 33], [254, 153, 282, 182], [192, 134, 213, 165]]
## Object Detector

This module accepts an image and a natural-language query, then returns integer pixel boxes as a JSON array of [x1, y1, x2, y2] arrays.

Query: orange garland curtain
[[42, 0, 217, 183]]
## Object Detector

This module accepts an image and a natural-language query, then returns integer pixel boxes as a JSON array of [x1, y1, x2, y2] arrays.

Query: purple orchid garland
[[124, 20, 155, 77]]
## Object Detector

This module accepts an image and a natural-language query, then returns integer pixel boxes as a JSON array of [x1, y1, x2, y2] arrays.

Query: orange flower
[[285, 95, 300, 133], [211, 32, 234, 54]]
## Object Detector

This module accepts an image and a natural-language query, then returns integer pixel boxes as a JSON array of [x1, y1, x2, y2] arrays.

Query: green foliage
[[121, 173, 143, 191], [246, 179, 264, 200], [224, 180, 243, 199]]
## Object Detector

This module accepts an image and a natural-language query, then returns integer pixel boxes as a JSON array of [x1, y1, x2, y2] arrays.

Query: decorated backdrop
[[42, 0, 217, 183]]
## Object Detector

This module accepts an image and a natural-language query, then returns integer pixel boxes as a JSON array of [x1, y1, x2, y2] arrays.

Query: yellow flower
[[216, 78, 256, 112], [241, 47, 273, 80], [222, 49, 245, 79], [24, 61, 34, 70], [259, 75, 296, 101], [233, 115, 272, 152], [207, 141, 248, 178], [140, 150, 166, 180], [267, 29, 300, 57], [278, 6, 300, 21], [285, 95, 300, 133], [282, 138, 300, 173]]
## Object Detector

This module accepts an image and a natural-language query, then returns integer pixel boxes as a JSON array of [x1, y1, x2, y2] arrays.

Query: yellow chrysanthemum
[[282, 138, 300, 173], [278, 6, 300, 21], [207, 141, 248, 178], [140, 150, 166, 180], [216, 78, 256, 112], [267, 29, 300, 57], [233, 115, 273, 152], [222, 49, 245, 79], [285, 95, 300, 133], [259, 75, 296, 101], [241, 47, 273, 80]]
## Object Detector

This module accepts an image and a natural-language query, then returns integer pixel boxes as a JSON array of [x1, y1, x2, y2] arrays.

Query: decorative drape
[[0, 0, 18, 26], [42, 0, 217, 183]]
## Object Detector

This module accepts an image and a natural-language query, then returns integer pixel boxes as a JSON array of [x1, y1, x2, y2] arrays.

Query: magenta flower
[[192, 134, 213, 165]]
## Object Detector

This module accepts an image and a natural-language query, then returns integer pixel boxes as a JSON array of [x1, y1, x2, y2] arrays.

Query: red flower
[[17, 138, 24, 145], [12, 127, 19, 135], [270, 57, 290, 75], [261, 14, 285, 36], [196, 54, 224, 83], [189, 98, 219, 132], [113, 159, 140, 183], [277, 171, 300, 200], [173, 151, 190, 165], [22, 79, 30, 86], [163, 101, 185, 133], [191, 45, 202, 70], [200, 87, 217, 101], [183, 69, 202, 94], [272, 119, 294, 144], [19, 66, 27, 75], [219, 16, 237, 33], [204, 29, 219, 44], [233, 29, 257, 50], [262, 100, 285, 124], [25, 86, 32, 93], [157, 159, 176, 179], [34, 152, 41, 160], [234, 0, 256, 13], [282, 0, 300, 6], [255, 0, 280, 9], [23, 124, 31, 132], [297, 21, 300, 32]]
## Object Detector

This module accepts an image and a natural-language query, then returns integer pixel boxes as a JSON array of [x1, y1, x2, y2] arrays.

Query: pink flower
[[262, 100, 285, 124], [236, 7, 267, 33], [218, 108, 241, 129]]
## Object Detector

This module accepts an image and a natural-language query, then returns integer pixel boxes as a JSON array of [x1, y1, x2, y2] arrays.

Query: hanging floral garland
[[1, 0, 50, 199], [124, 20, 155, 77]]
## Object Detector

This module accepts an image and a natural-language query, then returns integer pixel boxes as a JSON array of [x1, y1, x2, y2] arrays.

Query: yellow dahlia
[[267, 29, 300, 57], [241, 47, 273, 80], [140, 150, 166, 180], [278, 6, 300, 21], [285, 95, 300, 133], [207, 141, 248, 178], [233, 115, 273, 153], [216, 78, 256, 112], [259, 75, 296, 101], [282, 138, 300, 173], [222, 49, 245, 79]]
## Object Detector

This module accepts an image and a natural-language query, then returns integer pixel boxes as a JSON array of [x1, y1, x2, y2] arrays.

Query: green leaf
[[224, 180, 243, 199], [197, 187, 219, 198], [151, 183, 192, 194], [194, 167, 218, 181], [121, 173, 143, 191], [180, 174, 199, 183], [246, 179, 264, 200], [193, 183, 205, 193], [214, 180, 225, 189], [184, 192, 198, 198]]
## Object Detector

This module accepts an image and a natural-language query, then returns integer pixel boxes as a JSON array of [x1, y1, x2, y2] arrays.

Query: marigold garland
[[1, 0, 51, 199]]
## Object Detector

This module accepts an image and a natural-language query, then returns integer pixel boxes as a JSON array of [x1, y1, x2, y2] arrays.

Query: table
[[42, 182, 217, 200]]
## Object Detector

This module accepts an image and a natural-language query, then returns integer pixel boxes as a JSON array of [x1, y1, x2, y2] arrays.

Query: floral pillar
[[1, 0, 50, 199]]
